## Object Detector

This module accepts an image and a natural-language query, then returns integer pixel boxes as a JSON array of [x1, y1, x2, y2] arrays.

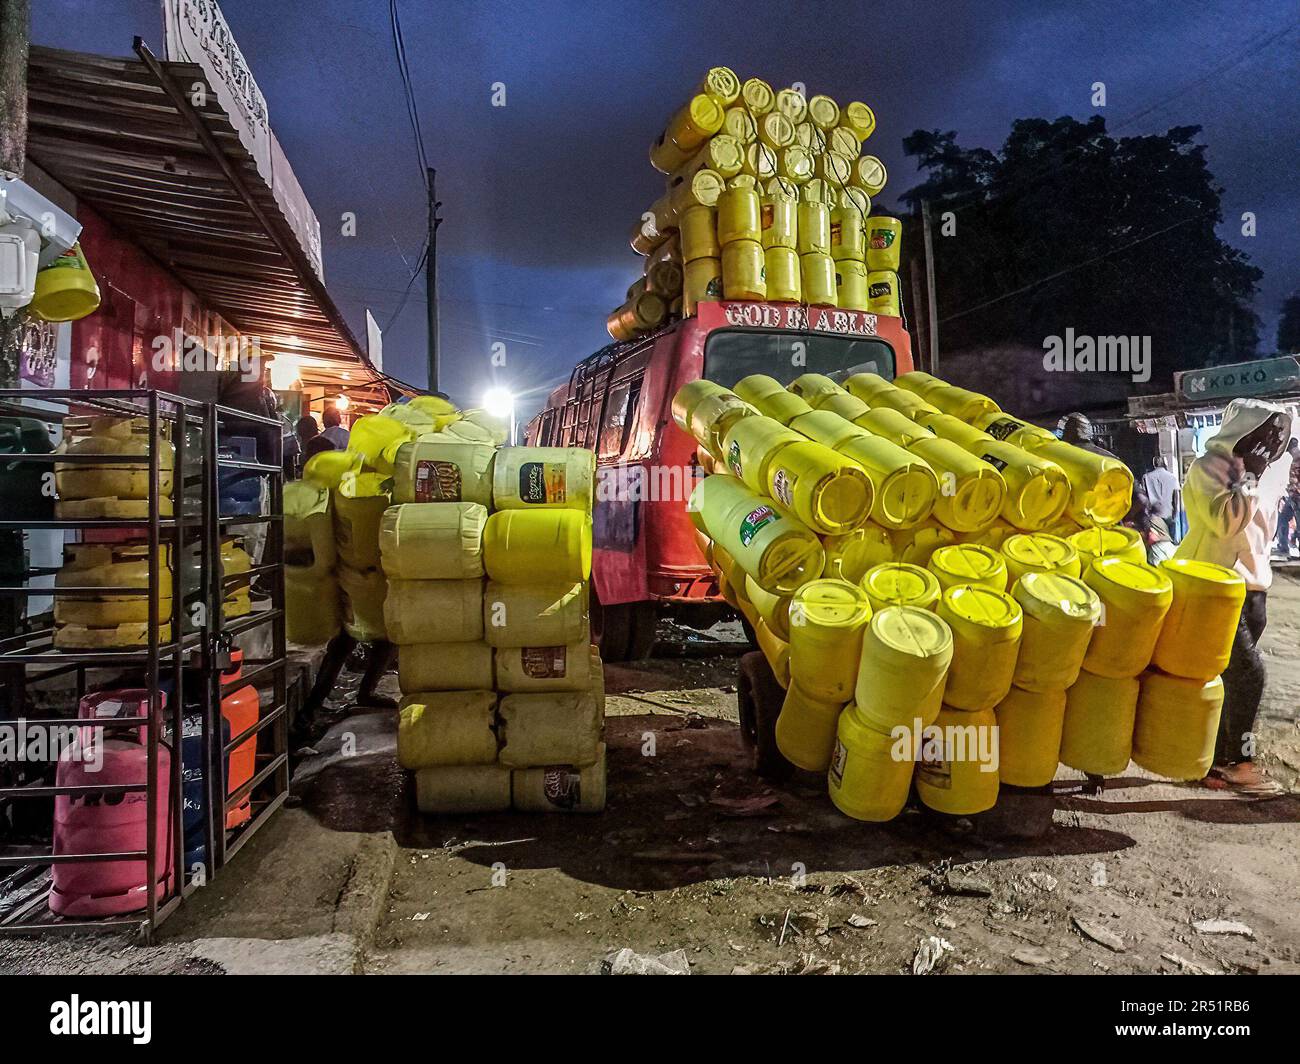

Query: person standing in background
[[1175, 398, 1293, 796], [1141, 455, 1182, 544], [321, 404, 349, 449], [1273, 437, 1300, 559]]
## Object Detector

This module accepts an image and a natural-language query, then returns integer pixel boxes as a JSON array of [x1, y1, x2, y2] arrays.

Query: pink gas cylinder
[[221, 650, 260, 829], [49, 690, 174, 917]]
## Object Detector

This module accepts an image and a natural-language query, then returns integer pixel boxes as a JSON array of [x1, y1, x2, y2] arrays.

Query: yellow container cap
[[1014, 571, 1101, 624], [1002, 532, 1078, 574], [742, 77, 775, 115], [701, 66, 740, 105], [1070, 525, 1143, 561], [764, 176, 800, 202], [869, 604, 952, 659], [839, 101, 876, 141], [807, 94, 841, 130], [1085, 556, 1173, 605], [758, 112, 796, 150], [778, 146, 814, 182], [792, 578, 872, 629], [775, 87, 808, 124], [687, 94, 724, 135], [929, 543, 1007, 589], [862, 562, 940, 611], [1159, 557, 1246, 596], [940, 584, 1023, 634], [854, 156, 888, 195]]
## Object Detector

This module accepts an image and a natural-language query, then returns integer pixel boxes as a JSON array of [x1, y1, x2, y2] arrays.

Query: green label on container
[[739, 504, 779, 547], [869, 227, 896, 250], [728, 440, 743, 478]]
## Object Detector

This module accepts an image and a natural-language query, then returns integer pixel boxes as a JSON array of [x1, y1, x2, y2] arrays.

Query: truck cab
[[525, 299, 915, 660]]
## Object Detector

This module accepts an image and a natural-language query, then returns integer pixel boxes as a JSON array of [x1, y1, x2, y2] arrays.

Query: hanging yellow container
[[722, 414, 802, 494], [751, 617, 788, 689], [722, 239, 767, 300], [29, 242, 102, 322], [349, 414, 415, 476], [915, 706, 1000, 815], [495, 641, 593, 692], [383, 578, 482, 645], [337, 563, 388, 642], [866, 270, 901, 316], [822, 522, 896, 584], [775, 682, 845, 772], [799, 253, 837, 305], [909, 437, 1007, 533], [716, 186, 761, 244], [1061, 668, 1139, 775], [796, 201, 830, 255], [745, 573, 793, 641], [839, 101, 876, 141], [860, 562, 940, 613], [511, 745, 607, 813], [333, 490, 388, 571], [759, 196, 798, 249], [414, 765, 512, 814], [741, 76, 775, 115], [936, 584, 1022, 711], [1001, 532, 1081, 583], [1018, 438, 1133, 525], [679, 206, 720, 262], [498, 691, 602, 768], [890, 518, 957, 568], [929, 543, 1008, 592], [1011, 572, 1100, 692], [766, 440, 873, 535], [829, 206, 866, 262], [672, 378, 727, 434], [682, 256, 723, 314], [492, 446, 595, 513], [864, 216, 903, 272], [398, 641, 494, 693], [788, 578, 872, 702], [285, 564, 341, 646], [836, 434, 939, 530], [835, 258, 869, 311], [852, 155, 888, 196], [764, 247, 801, 301], [1152, 559, 1245, 680], [1132, 672, 1224, 781], [828, 704, 915, 822], [688, 474, 824, 595], [854, 604, 953, 731], [483, 581, 589, 648], [1069, 525, 1146, 574], [379, 502, 487, 580], [483, 509, 592, 585], [995, 685, 1066, 788], [283, 480, 336, 571], [397, 692, 499, 769], [1081, 558, 1173, 678]]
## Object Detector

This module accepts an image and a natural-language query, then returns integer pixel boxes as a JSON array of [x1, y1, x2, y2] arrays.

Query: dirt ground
[[4, 574, 1299, 976]]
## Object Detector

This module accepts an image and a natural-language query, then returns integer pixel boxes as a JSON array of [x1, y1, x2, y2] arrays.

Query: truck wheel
[[591, 588, 631, 662], [624, 602, 659, 661], [737, 652, 795, 782]]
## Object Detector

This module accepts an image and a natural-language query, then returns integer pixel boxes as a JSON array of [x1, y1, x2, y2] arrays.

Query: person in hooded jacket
[[1175, 398, 1293, 796]]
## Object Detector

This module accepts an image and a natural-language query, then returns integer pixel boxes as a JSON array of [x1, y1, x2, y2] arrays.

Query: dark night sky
[[32, 1, 1300, 416]]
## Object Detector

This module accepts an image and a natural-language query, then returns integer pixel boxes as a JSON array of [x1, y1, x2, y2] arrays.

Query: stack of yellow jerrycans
[[612, 66, 904, 339], [378, 418, 604, 815], [678, 369, 1243, 823]]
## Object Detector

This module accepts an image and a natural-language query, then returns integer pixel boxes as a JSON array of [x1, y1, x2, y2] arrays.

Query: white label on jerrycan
[[519, 461, 566, 504], [414, 459, 462, 502], [541, 767, 582, 809]]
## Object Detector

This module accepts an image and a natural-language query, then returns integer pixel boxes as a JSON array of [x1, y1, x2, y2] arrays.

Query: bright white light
[[482, 387, 515, 420], [334, 394, 350, 412], [268, 353, 301, 390]]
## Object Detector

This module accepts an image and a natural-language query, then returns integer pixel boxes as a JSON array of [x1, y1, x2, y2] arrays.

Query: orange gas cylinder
[[220, 648, 260, 829]]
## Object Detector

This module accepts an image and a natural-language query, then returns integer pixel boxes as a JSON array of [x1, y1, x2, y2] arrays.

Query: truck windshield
[[703, 329, 896, 389]]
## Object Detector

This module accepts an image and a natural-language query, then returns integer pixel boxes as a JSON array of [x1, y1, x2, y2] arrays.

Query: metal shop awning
[[24, 41, 415, 404]]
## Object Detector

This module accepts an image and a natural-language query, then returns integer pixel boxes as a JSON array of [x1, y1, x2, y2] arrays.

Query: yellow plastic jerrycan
[[303, 448, 361, 491], [1152, 559, 1245, 681], [1001, 532, 1081, 584], [483, 509, 592, 585], [816, 390, 872, 421], [1069, 525, 1146, 573], [397, 692, 499, 768], [892, 370, 947, 399], [722, 415, 801, 494], [995, 685, 1066, 788], [822, 522, 896, 584], [392, 435, 495, 507], [492, 446, 596, 514], [1081, 557, 1173, 678], [482, 581, 589, 648], [915, 410, 994, 451], [928, 543, 1008, 592], [957, 518, 1018, 552], [1132, 672, 1225, 781], [936, 584, 1022, 711], [379, 501, 487, 580], [337, 564, 388, 642], [498, 691, 602, 769], [744, 573, 792, 641], [788, 409, 867, 451], [866, 386, 940, 422], [835, 434, 939, 530], [349, 414, 415, 476], [861, 561, 940, 613], [755, 616, 792, 688], [495, 641, 594, 693], [414, 765, 512, 814], [722, 239, 767, 300], [842, 372, 897, 406], [689, 390, 754, 460], [915, 704, 1000, 815], [965, 439, 1071, 531], [908, 437, 1007, 534], [828, 703, 916, 821], [332, 486, 388, 571], [926, 385, 1001, 423], [1060, 669, 1139, 775], [283, 480, 337, 572], [398, 641, 494, 694], [689, 474, 824, 595], [788, 373, 845, 405], [1012, 571, 1101, 692], [890, 518, 957, 567], [855, 405, 930, 446], [800, 252, 838, 305], [1019, 437, 1133, 526], [672, 379, 728, 435], [744, 386, 814, 427], [775, 682, 845, 772], [29, 242, 101, 322], [854, 605, 953, 732], [972, 410, 1056, 447], [788, 578, 873, 702], [285, 564, 341, 646], [383, 578, 482, 645], [407, 394, 461, 428], [765, 439, 873, 535]]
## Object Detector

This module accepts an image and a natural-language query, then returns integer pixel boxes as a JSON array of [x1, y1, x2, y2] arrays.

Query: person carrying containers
[[1174, 398, 1293, 796]]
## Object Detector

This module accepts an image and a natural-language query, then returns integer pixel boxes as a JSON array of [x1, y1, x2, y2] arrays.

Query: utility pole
[[0, 0, 29, 179], [920, 199, 939, 375], [426, 166, 443, 394]]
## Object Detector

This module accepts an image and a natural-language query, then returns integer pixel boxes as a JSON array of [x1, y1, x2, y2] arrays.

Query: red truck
[[525, 299, 916, 662]]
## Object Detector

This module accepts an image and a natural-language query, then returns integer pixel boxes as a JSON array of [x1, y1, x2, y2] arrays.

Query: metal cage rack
[[0, 389, 287, 940]]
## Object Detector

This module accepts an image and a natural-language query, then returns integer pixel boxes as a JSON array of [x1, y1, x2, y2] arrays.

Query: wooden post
[[0, 0, 29, 179]]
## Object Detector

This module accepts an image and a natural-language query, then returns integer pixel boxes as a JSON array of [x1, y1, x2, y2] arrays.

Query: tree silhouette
[[899, 117, 1261, 389]]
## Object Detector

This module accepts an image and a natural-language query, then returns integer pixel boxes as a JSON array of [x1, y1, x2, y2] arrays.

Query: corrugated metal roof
[[24, 43, 409, 400]]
